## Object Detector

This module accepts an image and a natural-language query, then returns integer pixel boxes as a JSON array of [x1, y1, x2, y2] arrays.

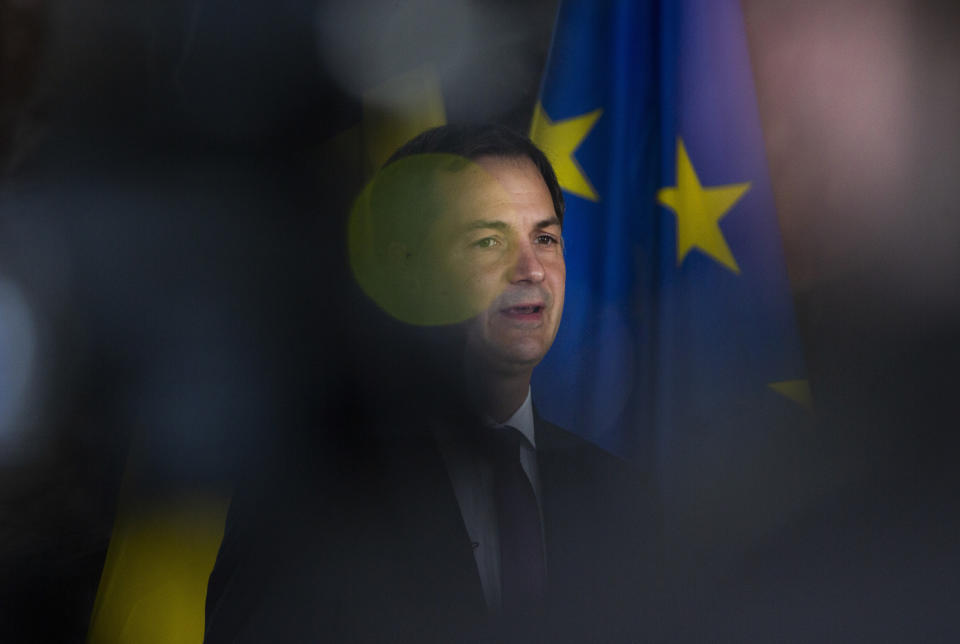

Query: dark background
[[1, 0, 958, 640]]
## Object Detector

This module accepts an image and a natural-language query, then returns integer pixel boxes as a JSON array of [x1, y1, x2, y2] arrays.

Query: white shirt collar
[[492, 388, 535, 449]]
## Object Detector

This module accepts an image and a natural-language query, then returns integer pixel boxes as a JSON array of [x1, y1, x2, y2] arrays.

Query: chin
[[488, 340, 550, 371], [464, 316, 556, 370]]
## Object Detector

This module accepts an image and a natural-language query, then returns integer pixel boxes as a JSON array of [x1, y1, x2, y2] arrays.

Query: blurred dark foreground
[[1, 1, 959, 641]]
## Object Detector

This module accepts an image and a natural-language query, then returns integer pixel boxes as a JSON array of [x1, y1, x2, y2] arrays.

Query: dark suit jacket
[[204, 413, 661, 643]]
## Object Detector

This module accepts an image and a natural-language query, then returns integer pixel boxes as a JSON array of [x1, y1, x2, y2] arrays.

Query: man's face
[[425, 155, 566, 372]]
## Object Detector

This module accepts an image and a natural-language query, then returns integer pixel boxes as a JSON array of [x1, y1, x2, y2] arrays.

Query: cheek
[[549, 261, 566, 294], [446, 258, 507, 318], [551, 268, 566, 319], [462, 255, 510, 290]]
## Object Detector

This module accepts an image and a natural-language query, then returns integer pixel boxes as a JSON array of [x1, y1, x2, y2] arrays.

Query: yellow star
[[529, 102, 602, 202], [656, 138, 750, 274]]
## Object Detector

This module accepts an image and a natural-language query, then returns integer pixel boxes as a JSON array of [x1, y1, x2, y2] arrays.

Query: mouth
[[499, 303, 545, 321]]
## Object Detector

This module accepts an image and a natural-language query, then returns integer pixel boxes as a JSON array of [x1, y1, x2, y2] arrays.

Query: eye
[[473, 237, 501, 249], [535, 233, 560, 246]]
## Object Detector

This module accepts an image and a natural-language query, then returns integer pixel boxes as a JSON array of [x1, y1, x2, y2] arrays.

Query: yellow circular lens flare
[[348, 154, 509, 326]]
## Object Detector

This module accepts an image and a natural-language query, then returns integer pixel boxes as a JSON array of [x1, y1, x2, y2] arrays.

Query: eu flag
[[530, 0, 809, 524]]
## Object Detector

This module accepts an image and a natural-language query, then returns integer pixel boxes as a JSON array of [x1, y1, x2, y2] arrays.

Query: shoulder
[[534, 411, 641, 475], [533, 409, 658, 511], [531, 411, 664, 639]]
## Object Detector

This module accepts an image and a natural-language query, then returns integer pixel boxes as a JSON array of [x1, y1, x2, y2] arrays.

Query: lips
[[500, 303, 545, 320]]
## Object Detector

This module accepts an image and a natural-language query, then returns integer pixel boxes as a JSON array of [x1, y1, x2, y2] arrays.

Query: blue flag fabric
[[530, 1, 807, 493]]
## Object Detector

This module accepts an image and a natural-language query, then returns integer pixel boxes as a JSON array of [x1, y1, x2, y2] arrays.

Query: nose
[[510, 241, 545, 283]]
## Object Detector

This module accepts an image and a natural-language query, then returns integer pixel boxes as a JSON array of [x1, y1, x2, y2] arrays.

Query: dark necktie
[[488, 425, 547, 613]]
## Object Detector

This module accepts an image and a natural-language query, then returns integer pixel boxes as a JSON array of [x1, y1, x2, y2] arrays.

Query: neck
[[463, 360, 532, 424]]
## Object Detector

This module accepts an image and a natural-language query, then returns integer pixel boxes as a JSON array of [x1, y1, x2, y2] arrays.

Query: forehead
[[432, 155, 556, 229], [473, 156, 553, 213]]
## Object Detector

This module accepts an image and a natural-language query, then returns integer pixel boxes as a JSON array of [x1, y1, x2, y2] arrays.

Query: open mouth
[[501, 304, 544, 317]]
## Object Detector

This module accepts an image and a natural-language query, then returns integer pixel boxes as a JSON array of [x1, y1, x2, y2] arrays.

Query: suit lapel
[[535, 414, 658, 619], [535, 419, 596, 593], [377, 429, 487, 624]]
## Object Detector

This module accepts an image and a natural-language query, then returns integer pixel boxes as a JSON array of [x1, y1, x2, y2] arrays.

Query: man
[[204, 124, 658, 642]]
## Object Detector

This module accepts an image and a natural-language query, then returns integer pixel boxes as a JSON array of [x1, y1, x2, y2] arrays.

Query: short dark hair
[[385, 123, 565, 226]]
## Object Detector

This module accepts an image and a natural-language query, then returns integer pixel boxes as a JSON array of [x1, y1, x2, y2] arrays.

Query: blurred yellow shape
[[87, 494, 230, 644], [349, 154, 509, 326], [768, 379, 814, 413], [362, 64, 448, 170]]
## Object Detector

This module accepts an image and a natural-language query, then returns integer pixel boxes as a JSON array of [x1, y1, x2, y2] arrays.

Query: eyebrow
[[465, 220, 509, 232], [463, 217, 561, 232]]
